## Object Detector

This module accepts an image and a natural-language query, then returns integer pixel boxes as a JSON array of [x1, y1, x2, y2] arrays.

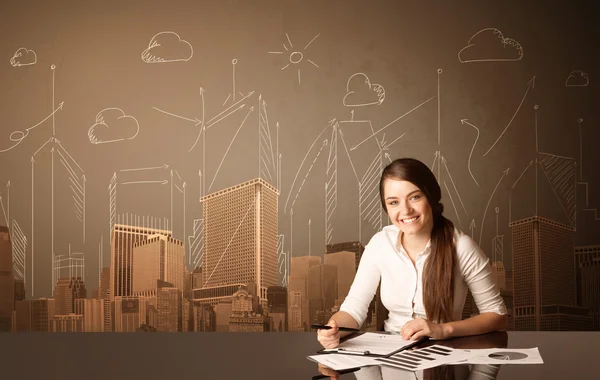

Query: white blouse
[[339, 225, 507, 331]]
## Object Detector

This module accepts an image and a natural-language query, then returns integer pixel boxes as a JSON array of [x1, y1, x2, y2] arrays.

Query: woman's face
[[383, 178, 434, 239]]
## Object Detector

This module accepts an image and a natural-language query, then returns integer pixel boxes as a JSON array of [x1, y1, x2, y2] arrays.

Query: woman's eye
[[388, 201, 397, 206], [410, 195, 421, 201]]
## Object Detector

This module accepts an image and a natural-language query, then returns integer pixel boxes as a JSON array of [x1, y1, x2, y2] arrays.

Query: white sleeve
[[339, 238, 382, 327], [456, 234, 507, 316]]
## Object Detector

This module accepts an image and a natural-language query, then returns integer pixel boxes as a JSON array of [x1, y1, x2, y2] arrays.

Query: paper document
[[307, 353, 381, 371], [449, 347, 544, 365], [375, 344, 476, 371], [321, 332, 418, 356]]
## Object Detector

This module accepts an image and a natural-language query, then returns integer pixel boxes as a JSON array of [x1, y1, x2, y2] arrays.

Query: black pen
[[311, 324, 361, 332]]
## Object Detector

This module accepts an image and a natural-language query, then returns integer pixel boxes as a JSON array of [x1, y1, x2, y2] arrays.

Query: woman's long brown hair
[[379, 158, 457, 323]]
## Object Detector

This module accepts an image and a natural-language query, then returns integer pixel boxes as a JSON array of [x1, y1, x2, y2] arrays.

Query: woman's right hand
[[317, 319, 341, 348]]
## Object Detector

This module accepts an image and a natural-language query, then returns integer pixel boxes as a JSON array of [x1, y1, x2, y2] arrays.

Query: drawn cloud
[[10, 47, 37, 67], [458, 28, 523, 63], [88, 108, 139, 144], [141, 31, 193, 63], [343, 73, 385, 107], [565, 70, 589, 87]]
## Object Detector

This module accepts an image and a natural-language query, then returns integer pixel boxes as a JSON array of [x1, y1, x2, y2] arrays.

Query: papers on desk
[[308, 345, 544, 372], [448, 347, 544, 365], [374, 345, 475, 371], [321, 332, 419, 356], [308, 353, 381, 371]]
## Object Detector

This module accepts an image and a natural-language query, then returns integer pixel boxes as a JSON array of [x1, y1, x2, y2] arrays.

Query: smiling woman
[[316, 157, 508, 349]]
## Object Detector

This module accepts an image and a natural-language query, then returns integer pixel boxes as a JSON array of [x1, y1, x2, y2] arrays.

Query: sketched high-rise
[[195, 178, 278, 307], [110, 222, 172, 301], [0, 225, 13, 332], [511, 216, 592, 330], [575, 245, 600, 331]]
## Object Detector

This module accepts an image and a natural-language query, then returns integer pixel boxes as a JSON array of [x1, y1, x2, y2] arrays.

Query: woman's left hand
[[400, 318, 449, 340]]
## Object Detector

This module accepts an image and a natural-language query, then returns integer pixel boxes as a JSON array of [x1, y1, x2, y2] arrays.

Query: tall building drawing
[[0, 225, 13, 332], [267, 285, 287, 332], [288, 256, 321, 331], [511, 216, 592, 330], [132, 234, 185, 297], [575, 245, 600, 331], [53, 277, 87, 315], [110, 222, 172, 301], [195, 178, 278, 307]]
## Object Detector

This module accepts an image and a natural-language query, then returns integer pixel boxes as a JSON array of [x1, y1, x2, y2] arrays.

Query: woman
[[317, 157, 507, 348]]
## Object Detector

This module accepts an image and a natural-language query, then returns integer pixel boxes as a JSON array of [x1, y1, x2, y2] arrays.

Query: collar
[[383, 224, 432, 256]]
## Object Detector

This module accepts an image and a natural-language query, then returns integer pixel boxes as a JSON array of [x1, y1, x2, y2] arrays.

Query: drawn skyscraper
[[511, 216, 592, 330], [0, 225, 14, 332], [110, 221, 172, 301], [195, 178, 278, 307], [574, 245, 600, 331]]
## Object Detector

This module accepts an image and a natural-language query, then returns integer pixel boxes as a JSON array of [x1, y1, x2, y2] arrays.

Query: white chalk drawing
[[538, 153, 577, 228], [325, 124, 338, 245], [442, 156, 468, 217], [154, 88, 252, 153], [188, 218, 204, 268], [56, 137, 87, 243], [290, 208, 294, 259], [343, 73, 385, 107], [4, 181, 10, 228], [458, 28, 524, 63], [208, 105, 254, 193], [141, 31, 193, 63], [469, 219, 476, 240], [222, 59, 247, 106], [437, 69, 442, 147], [54, 249, 84, 282], [350, 96, 434, 151], [258, 96, 277, 187], [284, 119, 334, 213], [290, 139, 328, 212], [360, 152, 385, 233], [479, 168, 510, 246], [10, 47, 37, 67], [492, 207, 504, 264], [509, 159, 534, 222], [203, 197, 256, 287], [277, 234, 288, 286], [565, 70, 589, 87], [0, 102, 64, 153], [268, 33, 320, 84], [443, 181, 461, 226], [0, 195, 7, 228], [461, 119, 480, 186], [11, 219, 27, 281], [482, 76, 535, 156], [88, 108, 139, 144]]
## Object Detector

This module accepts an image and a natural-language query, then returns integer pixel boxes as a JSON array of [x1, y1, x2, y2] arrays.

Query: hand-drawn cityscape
[[0, 16, 598, 335]]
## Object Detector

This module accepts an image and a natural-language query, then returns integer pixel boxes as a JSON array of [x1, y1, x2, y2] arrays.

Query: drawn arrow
[[208, 106, 254, 193], [120, 164, 169, 172], [469, 219, 476, 239], [285, 119, 336, 212], [479, 168, 510, 245], [153, 107, 202, 125], [461, 119, 480, 186], [483, 76, 535, 156], [121, 180, 168, 185]]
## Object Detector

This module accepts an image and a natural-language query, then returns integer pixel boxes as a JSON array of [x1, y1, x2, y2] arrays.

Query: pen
[[311, 324, 361, 332], [337, 348, 370, 356]]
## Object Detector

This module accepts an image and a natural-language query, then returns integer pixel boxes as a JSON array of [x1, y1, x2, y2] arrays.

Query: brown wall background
[[0, 0, 598, 329]]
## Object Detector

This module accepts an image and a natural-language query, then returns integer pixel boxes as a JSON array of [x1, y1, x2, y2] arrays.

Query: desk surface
[[0, 331, 598, 379]]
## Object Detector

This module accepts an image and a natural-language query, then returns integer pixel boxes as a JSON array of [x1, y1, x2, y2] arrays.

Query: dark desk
[[0, 331, 598, 379]]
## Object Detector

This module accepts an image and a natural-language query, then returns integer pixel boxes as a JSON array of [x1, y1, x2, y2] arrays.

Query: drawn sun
[[269, 33, 320, 84]]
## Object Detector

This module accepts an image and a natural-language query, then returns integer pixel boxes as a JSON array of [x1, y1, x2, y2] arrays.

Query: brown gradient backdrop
[[0, 0, 598, 323]]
